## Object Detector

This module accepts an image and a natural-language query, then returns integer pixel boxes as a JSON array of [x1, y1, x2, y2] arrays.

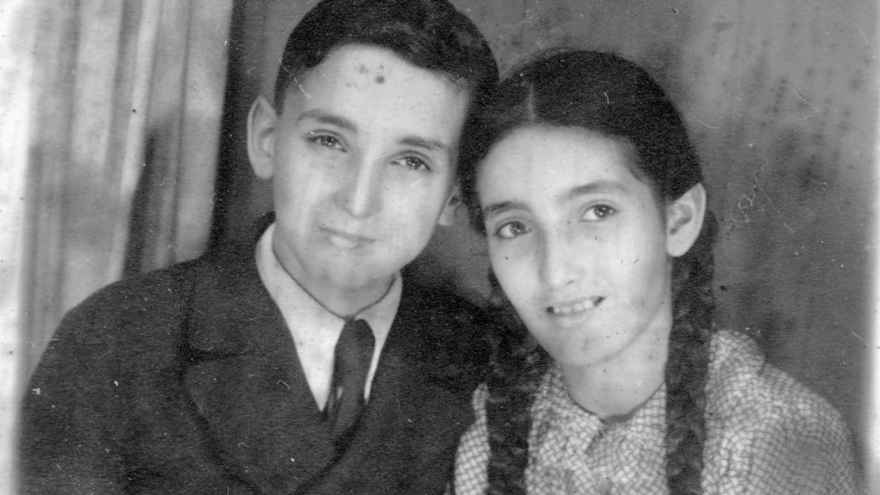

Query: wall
[[213, 0, 876, 456]]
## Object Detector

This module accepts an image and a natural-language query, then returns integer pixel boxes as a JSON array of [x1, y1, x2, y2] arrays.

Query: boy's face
[[249, 44, 469, 312]]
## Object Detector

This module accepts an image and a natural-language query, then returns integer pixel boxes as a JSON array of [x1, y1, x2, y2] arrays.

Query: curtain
[[1, 2, 41, 491], [2, 1, 233, 489], [19, 0, 233, 372]]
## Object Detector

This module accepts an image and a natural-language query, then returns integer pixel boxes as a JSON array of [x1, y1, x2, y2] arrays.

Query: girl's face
[[478, 125, 698, 368]]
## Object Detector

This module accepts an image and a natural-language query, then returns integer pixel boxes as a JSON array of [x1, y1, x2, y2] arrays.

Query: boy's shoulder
[[400, 279, 484, 320], [398, 280, 492, 387], [47, 252, 257, 353], [60, 255, 228, 327], [56, 259, 197, 334]]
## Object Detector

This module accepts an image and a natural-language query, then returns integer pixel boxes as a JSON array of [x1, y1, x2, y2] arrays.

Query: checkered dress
[[452, 330, 861, 494]]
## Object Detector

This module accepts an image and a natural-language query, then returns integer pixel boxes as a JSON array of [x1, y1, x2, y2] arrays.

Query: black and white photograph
[[0, 0, 876, 493]]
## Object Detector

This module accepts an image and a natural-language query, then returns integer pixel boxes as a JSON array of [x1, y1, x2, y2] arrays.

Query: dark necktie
[[325, 319, 375, 439]]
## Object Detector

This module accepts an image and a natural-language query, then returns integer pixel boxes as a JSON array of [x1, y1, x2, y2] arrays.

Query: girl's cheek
[[488, 243, 514, 269], [489, 251, 513, 279], [491, 241, 531, 272], [495, 250, 538, 297]]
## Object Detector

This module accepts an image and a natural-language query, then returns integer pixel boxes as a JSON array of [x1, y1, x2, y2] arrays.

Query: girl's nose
[[539, 230, 580, 290]]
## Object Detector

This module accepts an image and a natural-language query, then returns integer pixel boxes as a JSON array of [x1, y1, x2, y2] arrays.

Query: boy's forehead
[[282, 45, 468, 125], [310, 45, 398, 86], [285, 43, 468, 103], [277, 44, 471, 169]]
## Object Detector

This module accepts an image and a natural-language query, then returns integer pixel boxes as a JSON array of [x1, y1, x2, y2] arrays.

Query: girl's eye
[[583, 204, 616, 221], [307, 133, 346, 151], [392, 155, 431, 172], [494, 221, 531, 239]]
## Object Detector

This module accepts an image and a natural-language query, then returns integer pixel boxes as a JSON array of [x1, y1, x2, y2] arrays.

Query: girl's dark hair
[[274, 0, 498, 117], [459, 50, 718, 494]]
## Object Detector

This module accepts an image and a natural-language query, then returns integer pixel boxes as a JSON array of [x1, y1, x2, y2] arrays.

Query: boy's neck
[[271, 239, 395, 318], [304, 277, 395, 319], [560, 321, 670, 421]]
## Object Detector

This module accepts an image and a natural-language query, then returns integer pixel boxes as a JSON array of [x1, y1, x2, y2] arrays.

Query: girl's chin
[[541, 341, 600, 366]]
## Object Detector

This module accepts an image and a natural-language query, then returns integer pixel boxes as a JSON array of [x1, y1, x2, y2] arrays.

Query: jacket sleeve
[[19, 296, 127, 494]]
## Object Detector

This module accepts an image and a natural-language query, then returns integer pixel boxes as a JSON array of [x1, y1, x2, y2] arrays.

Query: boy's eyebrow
[[297, 109, 448, 153], [296, 109, 357, 132]]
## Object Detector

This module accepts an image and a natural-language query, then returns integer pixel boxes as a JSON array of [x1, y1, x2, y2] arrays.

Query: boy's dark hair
[[274, 0, 498, 113]]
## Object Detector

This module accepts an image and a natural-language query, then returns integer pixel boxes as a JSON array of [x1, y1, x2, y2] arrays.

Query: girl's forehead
[[477, 125, 647, 205]]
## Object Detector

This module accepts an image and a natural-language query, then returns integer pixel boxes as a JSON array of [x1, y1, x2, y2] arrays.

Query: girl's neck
[[561, 321, 670, 420]]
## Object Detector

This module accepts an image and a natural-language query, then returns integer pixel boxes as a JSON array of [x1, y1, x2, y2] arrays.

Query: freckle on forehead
[[351, 61, 387, 85]]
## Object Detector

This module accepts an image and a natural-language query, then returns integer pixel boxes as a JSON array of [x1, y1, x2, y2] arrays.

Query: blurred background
[[1, 0, 877, 491]]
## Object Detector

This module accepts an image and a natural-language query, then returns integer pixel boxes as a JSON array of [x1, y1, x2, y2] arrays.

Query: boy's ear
[[437, 184, 462, 227], [665, 183, 706, 257], [247, 95, 278, 180]]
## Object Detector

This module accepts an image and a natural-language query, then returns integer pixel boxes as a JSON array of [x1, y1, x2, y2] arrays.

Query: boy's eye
[[392, 155, 431, 172], [307, 133, 346, 151], [583, 204, 616, 221], [494, 220, 531, 239]]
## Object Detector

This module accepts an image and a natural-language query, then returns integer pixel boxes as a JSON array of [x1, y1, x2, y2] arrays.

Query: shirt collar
[[255, 223, 401, 341], [538, 364, 666, 438]]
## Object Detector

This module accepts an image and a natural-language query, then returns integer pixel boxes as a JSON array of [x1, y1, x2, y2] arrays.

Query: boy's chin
[[319, 265, 398, 293]]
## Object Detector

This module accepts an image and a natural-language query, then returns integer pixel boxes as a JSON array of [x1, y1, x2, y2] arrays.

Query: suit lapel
[[298, 282, 481, 494], [180, 253, 487, 494], [181, 253, 336, 493], [285, 279, 425, 494]]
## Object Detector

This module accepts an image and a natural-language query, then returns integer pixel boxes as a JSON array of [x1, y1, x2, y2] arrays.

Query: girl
[[452, 50, 859, 494]]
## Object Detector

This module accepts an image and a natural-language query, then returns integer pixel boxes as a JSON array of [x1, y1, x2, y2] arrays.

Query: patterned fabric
[[453, 330, 861, 494]]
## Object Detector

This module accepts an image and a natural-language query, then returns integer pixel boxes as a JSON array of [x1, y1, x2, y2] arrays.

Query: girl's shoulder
[[702, 330, 860, 492], [703, 331, 858, 488], [706, 329, 848, 433]]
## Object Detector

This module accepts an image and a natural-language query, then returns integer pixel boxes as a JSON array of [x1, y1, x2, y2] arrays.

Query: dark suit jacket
[[20, 248, 489, 494]]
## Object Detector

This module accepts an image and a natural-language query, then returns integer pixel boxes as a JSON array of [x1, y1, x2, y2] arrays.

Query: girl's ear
[[247, 95, 278, 180], [665, 183, 706, 257], [437, 183, 462, 226]]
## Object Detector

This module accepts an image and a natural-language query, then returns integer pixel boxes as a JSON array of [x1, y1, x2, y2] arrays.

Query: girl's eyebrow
[[564, 180, 628, 201], [399, 136, 448, 153], [482, 200, 528, 220], [482, 181, 629, 219]]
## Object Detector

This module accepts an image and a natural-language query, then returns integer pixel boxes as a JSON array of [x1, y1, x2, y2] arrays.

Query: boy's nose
[[338, 157, 382, 218]]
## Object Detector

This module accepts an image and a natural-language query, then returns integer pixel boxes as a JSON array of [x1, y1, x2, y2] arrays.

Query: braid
[[664, 211, 718, 494], [484, 273, 549, 495]]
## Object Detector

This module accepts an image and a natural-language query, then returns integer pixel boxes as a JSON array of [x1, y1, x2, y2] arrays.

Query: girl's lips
[[545, 296, 605, 315]]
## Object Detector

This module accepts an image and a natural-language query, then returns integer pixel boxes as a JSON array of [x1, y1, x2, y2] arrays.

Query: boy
[[19, 1, 498, 493]]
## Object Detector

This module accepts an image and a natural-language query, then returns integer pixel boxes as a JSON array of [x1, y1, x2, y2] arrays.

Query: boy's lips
[[321, 226, 375, 249]]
